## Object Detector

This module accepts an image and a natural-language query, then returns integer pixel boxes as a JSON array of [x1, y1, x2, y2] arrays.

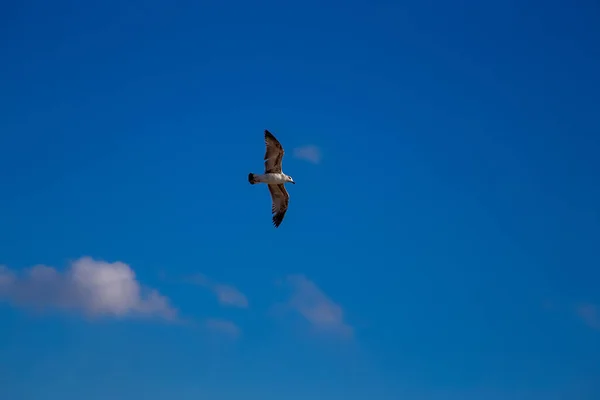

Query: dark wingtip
[[272, 213, 285, 228], [265, 130, 282, 149]]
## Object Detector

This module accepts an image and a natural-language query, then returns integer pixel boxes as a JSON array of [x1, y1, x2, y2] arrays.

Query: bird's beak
[[291, 181, 296, 184]]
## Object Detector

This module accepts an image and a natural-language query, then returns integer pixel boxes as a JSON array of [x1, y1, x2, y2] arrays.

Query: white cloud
[[577, 303, 600, 330], [282, 274, 352, 337], [213, 284, 248, 308], [189, 273, 248, 308], [0, 266, 15, 287], [0, 257, 177, 321], [293, 145, 322, 164], [205, 318, 241, 337]]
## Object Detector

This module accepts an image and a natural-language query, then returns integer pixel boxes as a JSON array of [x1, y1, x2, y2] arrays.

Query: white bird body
[[251, 172, 291, 185], [248, 130, 296, 228]]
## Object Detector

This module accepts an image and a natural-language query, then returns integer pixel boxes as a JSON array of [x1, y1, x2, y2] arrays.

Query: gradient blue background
[[1, 1, 599, 399]]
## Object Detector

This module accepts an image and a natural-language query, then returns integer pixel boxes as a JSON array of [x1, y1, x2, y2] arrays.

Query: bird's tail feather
[[248, 173, 256, 185]]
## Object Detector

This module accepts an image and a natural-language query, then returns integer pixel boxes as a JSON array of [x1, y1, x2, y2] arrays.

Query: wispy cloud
[[293, 145, 322, 164], [281, 274, 352, 337], [213, 284, 249, 308], [0, 257, 177, 321], [576, 303, 600, 330], [189, 273, 248, 308], [205, 318, 241, 337]]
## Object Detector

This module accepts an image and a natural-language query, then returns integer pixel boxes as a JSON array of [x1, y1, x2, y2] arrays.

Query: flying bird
[[248, 130, 296, 228]]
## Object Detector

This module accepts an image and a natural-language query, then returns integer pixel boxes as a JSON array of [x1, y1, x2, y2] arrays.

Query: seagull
[[248, 130, 296, 228]]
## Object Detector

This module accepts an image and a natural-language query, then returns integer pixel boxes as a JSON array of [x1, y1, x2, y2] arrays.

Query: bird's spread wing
[[264, 130, 284, 173], [268, 184, 289, 228]]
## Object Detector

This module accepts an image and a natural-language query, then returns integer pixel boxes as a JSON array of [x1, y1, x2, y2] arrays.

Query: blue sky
[[1, 0, 599, 399]]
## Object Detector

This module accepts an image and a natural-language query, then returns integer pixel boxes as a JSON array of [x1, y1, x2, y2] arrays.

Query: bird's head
[[286, 175, 296, 184]]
